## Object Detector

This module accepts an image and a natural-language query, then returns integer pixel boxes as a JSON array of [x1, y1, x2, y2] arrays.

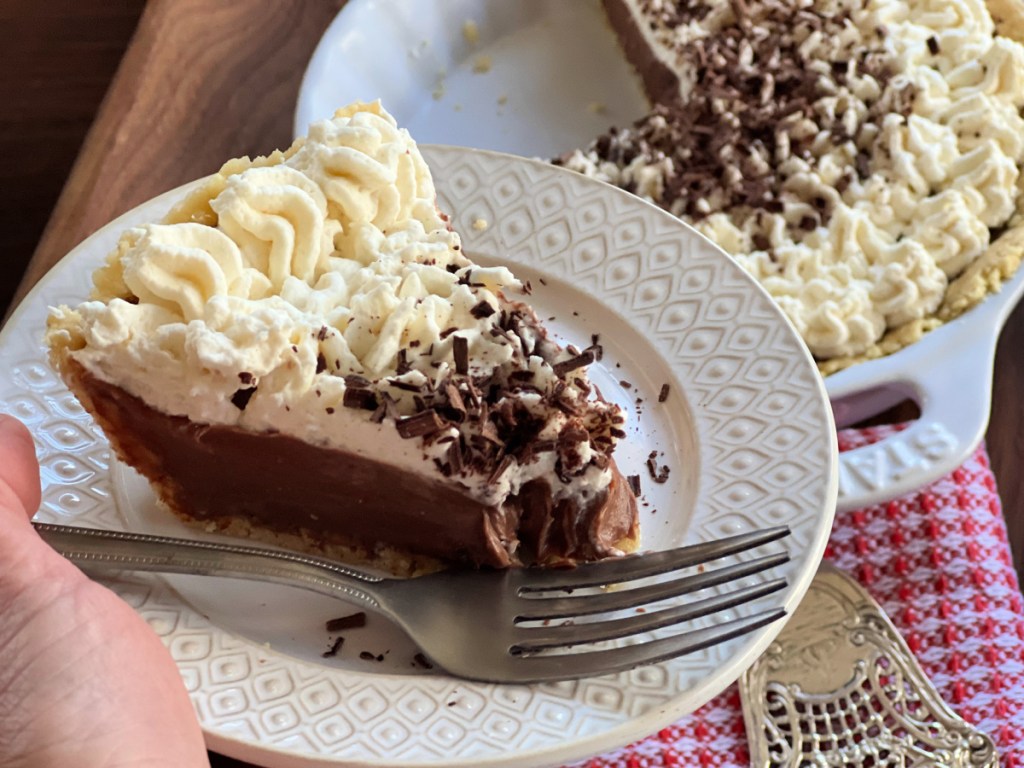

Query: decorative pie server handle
[[739, 562, 999, 767], [32, 522, 388, 612]]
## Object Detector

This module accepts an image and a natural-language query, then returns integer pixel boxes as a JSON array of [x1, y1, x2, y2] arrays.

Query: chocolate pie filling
[[67, 361, 638, 569]]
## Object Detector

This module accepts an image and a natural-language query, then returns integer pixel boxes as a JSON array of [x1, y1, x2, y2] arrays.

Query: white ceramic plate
[[2, 148, 836, 767], [296, 0, 1024, 515]]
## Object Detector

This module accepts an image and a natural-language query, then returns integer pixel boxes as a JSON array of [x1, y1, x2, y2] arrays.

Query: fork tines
[[511, 608, 788, 680], [516, 525, 791, 593], [506, 526, 792, 678]]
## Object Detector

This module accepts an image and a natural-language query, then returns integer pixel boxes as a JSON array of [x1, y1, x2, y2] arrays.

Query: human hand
[[0, 415, 210, 767]]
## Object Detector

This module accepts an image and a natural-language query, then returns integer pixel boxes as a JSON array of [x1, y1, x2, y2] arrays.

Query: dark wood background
[[0, 0, 144, 313], [3, 1, 1022, 766]]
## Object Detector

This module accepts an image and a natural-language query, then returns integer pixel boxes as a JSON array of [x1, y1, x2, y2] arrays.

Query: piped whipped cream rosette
[[46, 102, 639, 570], [559, 0, 1024, 371]]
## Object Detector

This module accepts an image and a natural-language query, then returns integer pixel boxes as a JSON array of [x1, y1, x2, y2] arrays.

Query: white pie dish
[[1, 147, 836, 767], [296, 0, 1024, 514]]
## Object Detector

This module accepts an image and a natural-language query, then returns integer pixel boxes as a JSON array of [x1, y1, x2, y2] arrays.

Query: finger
[[0, 415, 41, 519]]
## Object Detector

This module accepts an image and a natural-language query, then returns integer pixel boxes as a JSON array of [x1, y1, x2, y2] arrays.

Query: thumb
[[0, 415, 41, 520]]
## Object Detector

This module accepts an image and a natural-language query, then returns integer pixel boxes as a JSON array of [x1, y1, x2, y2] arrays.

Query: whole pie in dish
[[46, 102, 639, 571], [558, 0, 1024, 373]]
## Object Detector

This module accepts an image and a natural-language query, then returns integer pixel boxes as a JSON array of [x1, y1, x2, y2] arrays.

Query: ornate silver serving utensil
[[740, 562, 998, 767]]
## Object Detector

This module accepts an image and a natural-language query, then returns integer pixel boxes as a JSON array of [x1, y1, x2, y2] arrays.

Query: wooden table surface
[[6, 1, 1024, 765]]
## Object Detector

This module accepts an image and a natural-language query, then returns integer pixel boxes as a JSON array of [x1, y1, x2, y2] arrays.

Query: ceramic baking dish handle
[[825, 267, 1024, 513]]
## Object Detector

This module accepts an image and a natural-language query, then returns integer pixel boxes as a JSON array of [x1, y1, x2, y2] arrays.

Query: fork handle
[[32, 522, 388, 612]]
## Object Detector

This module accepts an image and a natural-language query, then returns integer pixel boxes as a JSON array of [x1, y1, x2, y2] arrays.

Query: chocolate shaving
[[453, 335, 469, 375], [396, 348, 411, 376], [444, 381, 467, 417], [627, 474, 642, 498], [856, 151, 871, 179], [558, 424, 591, 447], [370, 392, 398, 424], [646, 451, 671, 484], [658, 383, 671, 403], [238, 371, 254, 385], [316, 353, 327, 374], [396, 409, 447, 438], [412, 653, 434, 669], [446, 441, 463, 475], [488, 455, 513, 485], [463, 378, 481, 409], [230, 387, 257, 410], [322, 637, 345, 658], [470, 300, 496, 319], [554, 396, 582, 417], [478, 419, 502, 446], [646, 454, 661, 478], [317, 326, 329, 342], [343, 388, 378, 411], [345, 374, 372, 389], [552, 349, 595, 378], [325, 612, 367, 632]]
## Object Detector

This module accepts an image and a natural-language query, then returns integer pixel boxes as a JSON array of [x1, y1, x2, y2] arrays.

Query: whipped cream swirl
[[561, 0, 1024, 360], [48, 101, 622, 507]]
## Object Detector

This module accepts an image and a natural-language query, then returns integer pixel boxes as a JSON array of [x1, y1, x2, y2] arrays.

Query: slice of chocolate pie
[[46, 102, 638, 570]]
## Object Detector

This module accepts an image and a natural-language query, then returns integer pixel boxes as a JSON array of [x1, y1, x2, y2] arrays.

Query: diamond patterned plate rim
[[0, 146, 837, 768]]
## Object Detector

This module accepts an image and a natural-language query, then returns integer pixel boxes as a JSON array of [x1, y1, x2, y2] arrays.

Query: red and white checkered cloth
[[568, 424, 1024, 768]]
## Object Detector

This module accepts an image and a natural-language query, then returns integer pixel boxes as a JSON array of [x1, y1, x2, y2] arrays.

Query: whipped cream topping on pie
[[560, 0, 1024, 362], [47, 102, 637, 567]]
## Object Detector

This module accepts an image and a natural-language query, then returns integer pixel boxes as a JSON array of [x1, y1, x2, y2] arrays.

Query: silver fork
[[34, 522, 790, 683]]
